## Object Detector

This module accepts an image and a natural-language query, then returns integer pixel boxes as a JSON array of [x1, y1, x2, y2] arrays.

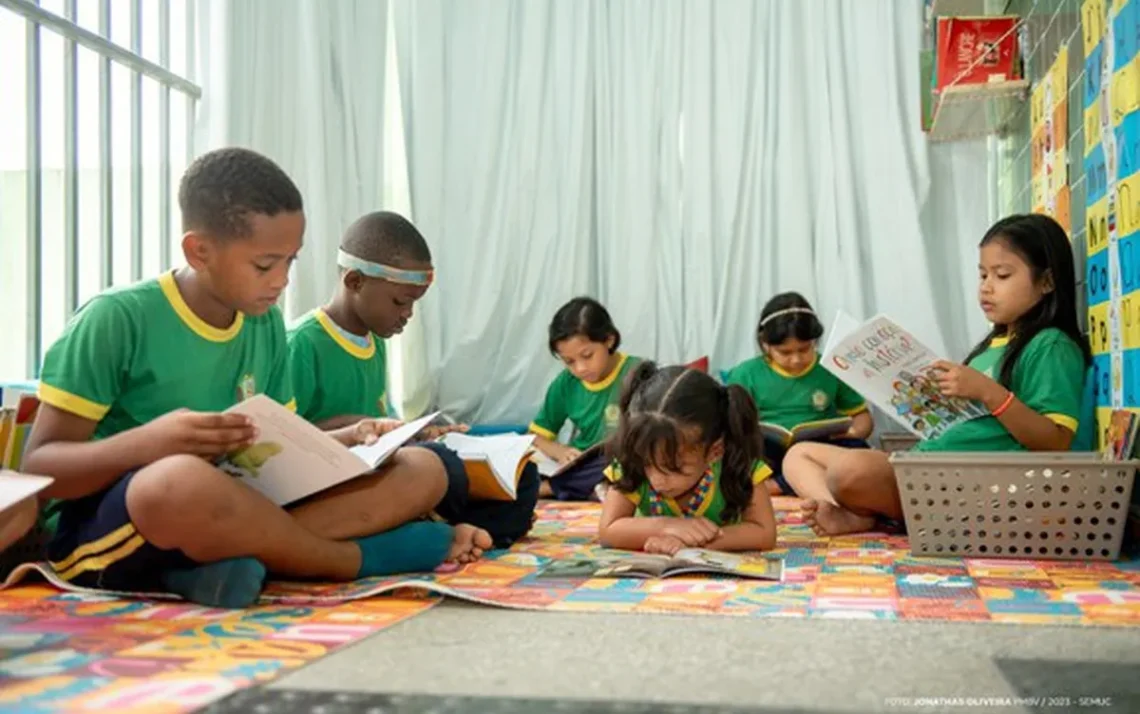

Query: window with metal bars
[[0, 0, 199, 380]]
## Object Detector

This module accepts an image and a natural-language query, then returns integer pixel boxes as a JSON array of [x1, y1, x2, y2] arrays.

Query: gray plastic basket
[[891, 452, 1137, 561]]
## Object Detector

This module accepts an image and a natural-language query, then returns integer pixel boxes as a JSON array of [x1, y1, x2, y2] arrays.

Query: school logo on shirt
[[237, 374, 256, 402], [604, 403, 621, 428], [811, 390, 830, 411]]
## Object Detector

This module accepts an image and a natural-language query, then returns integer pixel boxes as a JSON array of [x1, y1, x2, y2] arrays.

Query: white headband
[[759, 307, 815, 327]]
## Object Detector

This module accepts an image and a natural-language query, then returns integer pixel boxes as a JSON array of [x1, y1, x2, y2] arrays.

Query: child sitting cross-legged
[[598, 362, 778, 555], [22, 148, 480, 608]]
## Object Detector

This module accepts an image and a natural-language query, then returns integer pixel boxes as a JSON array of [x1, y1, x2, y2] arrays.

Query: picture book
[[535, 548, 784, 581], [219, 395, 438, 506], [821, 311, 988, 440], [437, 432, 536, 501], [1104, 410, 1140, 460], [534, 443, 604, 478], [759, 417, 853, 448], [1, 394, 39, 471], [0, 471, 52, 515]]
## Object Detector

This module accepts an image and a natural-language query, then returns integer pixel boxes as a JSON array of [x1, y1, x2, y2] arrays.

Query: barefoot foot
[[801, 499, 876, 536], [446, 524, 493, 564]]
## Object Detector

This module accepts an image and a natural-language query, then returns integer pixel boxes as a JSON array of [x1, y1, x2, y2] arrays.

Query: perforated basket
[[891, 452, 1137, 561]]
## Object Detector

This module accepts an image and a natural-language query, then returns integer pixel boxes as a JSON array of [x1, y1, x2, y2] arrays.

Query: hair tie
[[759, 307, 815, 327], [337, 248, 434, 287]]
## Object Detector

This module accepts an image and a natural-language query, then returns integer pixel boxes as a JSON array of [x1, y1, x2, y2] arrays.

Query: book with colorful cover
[[821, 311, 988, 440], [438, 432, 536, 501], [533, 443, 604, 478], [759, 417, 853, 448], [219, 395, 438, 506], [535, 548, 783, 581]]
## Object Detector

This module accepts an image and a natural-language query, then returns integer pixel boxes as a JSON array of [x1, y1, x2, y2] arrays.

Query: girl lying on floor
[[782, 213, 1091, 536], [597, 361, 778, 555]]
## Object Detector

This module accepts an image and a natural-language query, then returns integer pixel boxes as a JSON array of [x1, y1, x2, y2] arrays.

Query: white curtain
[[195, 0, 390, 316], [199, 0, 992, 425]]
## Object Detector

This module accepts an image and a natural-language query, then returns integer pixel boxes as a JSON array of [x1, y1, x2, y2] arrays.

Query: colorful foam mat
[[6, 499, 1140, 625], [0, 585, 437, 713]]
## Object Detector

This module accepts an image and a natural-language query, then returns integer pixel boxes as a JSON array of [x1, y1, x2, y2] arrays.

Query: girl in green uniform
[[783, 214, 1092, 536], [598, 362, 778, 554]]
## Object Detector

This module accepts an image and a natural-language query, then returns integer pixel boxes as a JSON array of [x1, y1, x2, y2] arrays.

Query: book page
[[820, 314, 988, 439], [670, 548, 782, 580], [438, 433, 535, 497], [0, 472, 52, 515], [350, 412, 440, 468], [221, 395, 372, 506]]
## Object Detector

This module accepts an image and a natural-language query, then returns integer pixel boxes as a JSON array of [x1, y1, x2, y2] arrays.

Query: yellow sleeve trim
[[838, 403, 869, 416], [37, 383, 109, 422], [1045, 413, 1078, 433], [751, 462, 773, 485], [284, 399, 297, 413], [603, 464, 640, 503], [528, 422, 557, 440]]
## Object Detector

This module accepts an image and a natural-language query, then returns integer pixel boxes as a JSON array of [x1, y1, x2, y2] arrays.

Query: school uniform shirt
[[725, 356, 867, 430], [917, 328, 1085, 452], [603, 460, 773, 525], [37, 271, 294, 527], [288, 309, 390, 424], [529, 353, 641, 451]]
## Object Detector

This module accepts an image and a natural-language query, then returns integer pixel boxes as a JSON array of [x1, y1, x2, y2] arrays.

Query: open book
[[219, 395, 438, 506], [438, 433, 535, 501], [759, 417, 853, 448], [0, 472, 52, 515], [533, 443, 604, 478], [536, 548, 783, 581], [821, 311, 988, 440]]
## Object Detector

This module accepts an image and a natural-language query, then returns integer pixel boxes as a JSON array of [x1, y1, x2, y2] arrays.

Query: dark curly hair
[[340, 211, 432, 267], [178, 147, 304, 239], [607, 361, 763, 524]]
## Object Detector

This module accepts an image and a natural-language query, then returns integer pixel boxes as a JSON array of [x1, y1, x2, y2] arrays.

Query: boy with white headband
[[288, 211, 540, 549]]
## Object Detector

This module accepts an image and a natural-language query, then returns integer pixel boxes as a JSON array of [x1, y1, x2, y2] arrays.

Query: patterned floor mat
[[6, 499, 1140, 625], [0, 586, 437, 713]]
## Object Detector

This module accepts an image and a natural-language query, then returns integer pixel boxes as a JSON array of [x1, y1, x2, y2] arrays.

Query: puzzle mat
[[0, 584, 438, 713], [5, 499, 1140, 625]]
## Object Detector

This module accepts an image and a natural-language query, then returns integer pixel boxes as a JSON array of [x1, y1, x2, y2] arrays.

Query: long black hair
[[964, 213, 1092, 387], [607, 361, 762, 523], [757, 292, 823, 349], [547, 297, 621, 354]]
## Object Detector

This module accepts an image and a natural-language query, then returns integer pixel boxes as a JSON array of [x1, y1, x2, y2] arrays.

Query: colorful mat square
[[0, 585, 437, 713]]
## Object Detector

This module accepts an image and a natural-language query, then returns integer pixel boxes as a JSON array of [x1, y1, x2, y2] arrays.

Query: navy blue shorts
[[547, 451, 608, 501], [415, 441, 540, 548], [46, 471, 194, 593], [765, 437, 871, 497]]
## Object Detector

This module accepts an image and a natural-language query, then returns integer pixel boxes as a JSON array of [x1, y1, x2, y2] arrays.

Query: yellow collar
[[315, 309, 376, 360], [158, 271, 243, 343], [583, 353, 629, 392]]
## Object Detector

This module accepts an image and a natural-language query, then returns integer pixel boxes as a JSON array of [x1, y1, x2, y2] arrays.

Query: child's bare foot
[[801, 499, 875, 536], [446, 524, 493, 564]]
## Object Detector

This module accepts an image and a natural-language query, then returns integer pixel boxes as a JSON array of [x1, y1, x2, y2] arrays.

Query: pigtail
[[619, 360, 659, 414], [605, 360, 664, 493], [719, 384, 763, 523]]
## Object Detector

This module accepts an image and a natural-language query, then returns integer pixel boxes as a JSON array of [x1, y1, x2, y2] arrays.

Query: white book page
[[350, 412, 440, 467], [0, 472, 52, 514], [439, 433, 535, 496], [222, 395, 372, 506]]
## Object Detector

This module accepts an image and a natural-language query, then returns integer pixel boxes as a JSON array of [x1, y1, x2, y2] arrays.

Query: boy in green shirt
[[24, 149, 482, 608], [288, 211, 538, 547]]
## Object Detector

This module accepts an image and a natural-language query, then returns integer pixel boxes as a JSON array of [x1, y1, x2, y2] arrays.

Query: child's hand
[[644, 534, 685, 555], [353, 418, 406, 445], [147, 409, 257, 459], [662, 518, 721, 546], [558, 447, 583, 465], [418, 424, 470, 440], [930, 360, 998, 402]]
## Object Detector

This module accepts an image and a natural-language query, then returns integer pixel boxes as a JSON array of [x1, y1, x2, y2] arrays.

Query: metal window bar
[[186, 0, 196, 165], [25, 13, 43, 378], [99, 0, 112, 289], [130, 0, 143, 281], [63, 0, 78, 317], [159, 0, 171, 271]]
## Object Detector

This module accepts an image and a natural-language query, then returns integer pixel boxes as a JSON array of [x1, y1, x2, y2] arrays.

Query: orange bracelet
[[991, 390, 1015, 417]]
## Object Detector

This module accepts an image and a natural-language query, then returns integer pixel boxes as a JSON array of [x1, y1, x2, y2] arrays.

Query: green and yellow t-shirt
[[529, 353, 640, 450], [917, 328, 1085, 453], [603, 460, 773, 525], [288, 309, 389, 424], [37, 271, 295, 530], [725, 356, 867, 430]]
